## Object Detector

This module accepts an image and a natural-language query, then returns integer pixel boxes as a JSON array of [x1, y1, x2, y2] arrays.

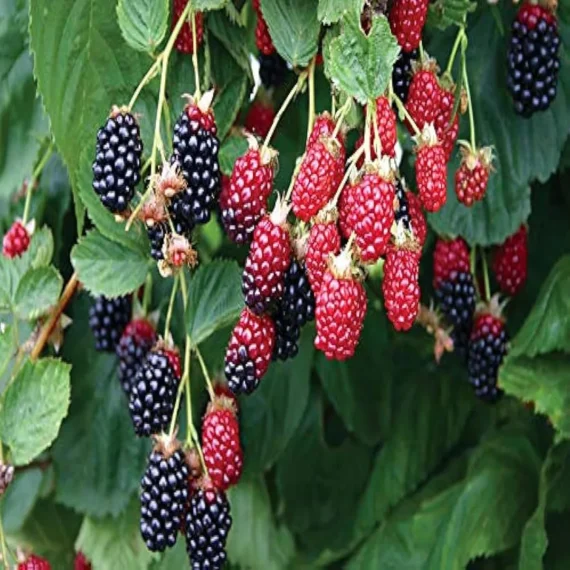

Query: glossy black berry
[[88, 295, 131, 352], [129, 350, 179, 437], [140, 446, 189, 552], [273, 260, 315, 361], [506, 3, 560, 118], [394, 179, 411, 231], [259, 52, 289, 89], [185, 488, 232, 570], [147, 222, 168, 261], [467, 314, 508, 402], [170, 109, 221, 229], [392, 49, 418, 103], [92, 110, 143, 213]]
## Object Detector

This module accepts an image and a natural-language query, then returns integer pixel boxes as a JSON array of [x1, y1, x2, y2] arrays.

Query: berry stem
[[128, 57, 162, 111], [371, 98, 382, 157], [445, 26, 465, 77], [332, 97, 352, 141], [169, 338, 189, 439], [331, 145, 365, 204], [164, 275, 180, 340], [419, 41, 425, 63], [262, 71, 307, 153], [142, 273, 153, 316], [23, 141, 54, 225], [392, 92, 421, 136], [30, 272, 79, 361], [481, 250, 491, 302], [363, 104, 372, 163], [306, 57, 316, 143], [0, 513, 10, 568], [461, 40, 477, 149], [194, 346, 215, 401], [191, 9, 202, 100]]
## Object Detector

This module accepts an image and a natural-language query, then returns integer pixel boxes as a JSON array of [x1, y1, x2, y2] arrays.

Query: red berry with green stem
[[407, 191, 427, 248], [2, 220, 30, 258], [454, 144, 493, 206], [493, 224, 528, 296], [305, 212, 341, 295], [18, 556, 51, 570], [414, 124, 447, 212], [173, 0, 204, 54], [244, 99, 275, 138], [405, 66, 442, 133], [254, 3, 275, 55], [389, 0, 430, 53], [434, 86, 460, 161], [433, 236, 471, 288], [356, 97, 398, 162]]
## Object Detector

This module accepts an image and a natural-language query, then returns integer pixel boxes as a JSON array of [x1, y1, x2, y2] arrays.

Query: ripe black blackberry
[[140, 440, 189, 552], [435, 271, 476, 356], [259, 52, 289, 89], [185, 486, 232, 570], [394, 179, 411, 231], [147, 222, 168, 261], [506, 2, 560, 118], [170, 104, 221, 229], [89, 295, 131, 352], [116, 319, 157, 394], [129, 349, 179, 437], [392, 49, 418, 103], [273, 260, 315, 361], [467, 313, 508, 402], [92, 108, 143, 213]]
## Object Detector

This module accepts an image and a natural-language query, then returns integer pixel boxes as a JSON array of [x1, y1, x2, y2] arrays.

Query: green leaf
[[0, 323, 15, 378], [53, 293, 148, 517], [76, 499, 155, 570], [14, 266, 63, 320], [207, 10, 251, 72], [427, 0, 476, 31], [325, 12, 400, 104], [186, 260, 243, 345], [24, 227, 54, 269], [0, 358, 71, 466], [428, 3, 570, 245], [2, 468, 44, 534], [226, 478, 296, 569], [219, 135, 248, 175], [213, 74, 249, 141], [71, 230, 151, 298], [193, 0, 227, 10], [117, 0, 169, 54], [318, 0, 364, 25], [261, 0, 320, 67], [149, 541, 187, 570]]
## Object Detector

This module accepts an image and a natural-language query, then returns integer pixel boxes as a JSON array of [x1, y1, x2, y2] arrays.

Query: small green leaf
[[318, 0, 364, 25], [261, 0, 320, 67], [71, 230, 152, 298], [325, 13, 400, 104], [24, 227, 55, 269], [76, 500, 155, 570], [0, 358, 71, 466], [219, 136, 248, 175], [117, 0, 169, 54], [427, 0, 476, 31], [186, 260, 243, 346], [208, 10, 251, 72], [14, 266, 63, 320]]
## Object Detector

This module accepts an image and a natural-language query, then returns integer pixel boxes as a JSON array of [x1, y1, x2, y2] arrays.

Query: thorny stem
[[445, 26, 465, 77], [481, 251, 491, 302], [23, 142, 54, 225], [462, 40, 477, 149], [332, 145, 365, 204], [262, 72, 308, 153], [191, 9, 202, 100], [195, 346, 215, 400], [163, 275, 180, 340], [306, 57, 316, 142], [30, 272, 79, 361], [392, 92, 421, 136], [126, 0, 193, 230]]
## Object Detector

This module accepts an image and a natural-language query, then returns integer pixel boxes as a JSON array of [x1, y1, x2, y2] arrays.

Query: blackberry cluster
[[140, 447, 189, 552], [147, 222, 168, 261], [506, 3, 560, 117], [394, 179, 411, 231], [129, 350, 179, 437], [259, 52, 289, 89], [392, 49, 418, 103], [185, 488, 232, 570], [467, 315, 508, 402], [273, 260, 315, 361], [92, 110, 143, 213], [435, 272, 476, 356], [88, 295, 131, 352], [170, 109, 221, 229]]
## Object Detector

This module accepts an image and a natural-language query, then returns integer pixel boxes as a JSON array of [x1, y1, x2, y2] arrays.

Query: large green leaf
[[325, 12, 400, 104], [117, 0, 169, 55], [261, 0, 320, 67], [227, 478, 296, 569], [318, 0, 364, 25], [428, 3, 570, 245], [13, 266, 63, 320], [0, 358, 70, 466], [207, 10, 251, 72], [186, 259, 243, 346], [71, 230, 151, 298], [53, 293, 148, 517]]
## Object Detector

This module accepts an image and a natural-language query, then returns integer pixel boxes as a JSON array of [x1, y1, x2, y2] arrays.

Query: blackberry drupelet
[[273, 260, 315, 361], [259, 52, 289, 89], [506, 2, 560, 117], [394, 179, 411, 231], [129, 350, 179, 437], [185, 487, 232, 570], [92, 109, 143, 213], [435, 271, 476, 356], [89, 295, 131, 352], [392, 49, 418, 103], [147, 222, 168, 261], [467, 314, 508, 402], [170, 107, 221, 229], [140, 444, 189, 552]]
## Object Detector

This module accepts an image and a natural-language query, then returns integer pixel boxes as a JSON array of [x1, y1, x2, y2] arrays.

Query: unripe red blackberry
[[307, 113, 344, 149], [2, 220, 31, 258], [242, 202, 291, 314], [493, 224, 528, 296], [433, 236, 471, 288], [224, 308, 275, 395], [74, 553, 91, 570], [259, 52, 289, 89], [455, 145, 493, 207], [140, 436, 189, 552], [18, 556, 51, 570], [116, 318, 157, 394], [89, 295, 132, 352], [92, 107, 142, 213], [305, 214, 341, 295], [414, 125, 447, 213], [170, 97, 221, 229], [128, 347, 180, 437], [434, 87, 460, 161], [406, 66, 442, 132], [173, 0, 204, 54], [185, 483, 232, 570], [202, 396, 243, 491], [407, 190, 427, 248], [392, 49, 418, 102], [244, 100, 275, 138], [389, 0, 430, 53], [255, 9, 275, 55], [507, 2, 560, 117]]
